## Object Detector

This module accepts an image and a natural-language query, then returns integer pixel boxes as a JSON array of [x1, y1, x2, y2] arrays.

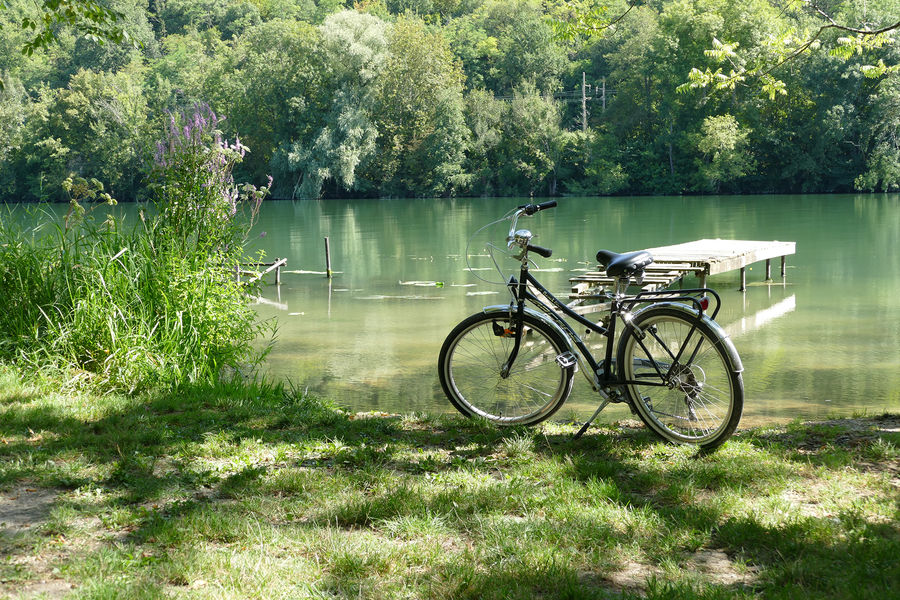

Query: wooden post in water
[[324, 237, 333, 279]]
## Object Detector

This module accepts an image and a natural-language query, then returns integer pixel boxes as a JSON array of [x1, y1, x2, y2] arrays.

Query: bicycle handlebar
[[527, 244, 553, 258], [517, 200, 557, 215], [504, 201, 558, 261]]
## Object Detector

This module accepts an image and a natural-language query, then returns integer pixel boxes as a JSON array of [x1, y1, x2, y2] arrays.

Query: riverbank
[[1, 367, 898, 599]]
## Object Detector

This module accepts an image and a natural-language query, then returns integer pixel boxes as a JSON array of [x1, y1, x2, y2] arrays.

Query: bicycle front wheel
[[438, 312, 575, 426], [617, 306, 743, 449]]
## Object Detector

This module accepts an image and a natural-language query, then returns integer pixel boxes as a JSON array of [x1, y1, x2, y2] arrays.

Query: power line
[[493, 80, 616, 106]]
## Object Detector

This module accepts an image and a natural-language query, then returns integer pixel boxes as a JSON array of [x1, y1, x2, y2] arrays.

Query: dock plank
[[567, 239, 795, 300], [644, 239, 796, 275]]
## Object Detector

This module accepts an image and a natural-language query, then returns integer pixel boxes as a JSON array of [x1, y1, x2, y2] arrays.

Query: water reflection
[[724, 294, 796, 338], [248, 194, 900, 425]]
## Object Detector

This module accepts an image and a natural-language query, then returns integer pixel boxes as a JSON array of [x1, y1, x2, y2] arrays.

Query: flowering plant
[[152, 103, 271, 256]]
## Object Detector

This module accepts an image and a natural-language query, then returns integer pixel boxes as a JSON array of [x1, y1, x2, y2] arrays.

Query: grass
[[1, 366, 898, 599], [0, 114, 272, 394], [0, 204, 270, 393]]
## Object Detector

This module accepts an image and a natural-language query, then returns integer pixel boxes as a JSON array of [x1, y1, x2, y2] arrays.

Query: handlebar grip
[[527, 244, 553, 258], [521, 200, 558, 215]]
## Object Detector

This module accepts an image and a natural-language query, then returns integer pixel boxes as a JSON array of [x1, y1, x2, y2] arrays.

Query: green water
[[245, 194, 900, 426]]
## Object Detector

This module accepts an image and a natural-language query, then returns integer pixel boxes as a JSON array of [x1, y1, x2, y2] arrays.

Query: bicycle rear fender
[[629, 301, 744, 373], [481, 304, 577, 357]]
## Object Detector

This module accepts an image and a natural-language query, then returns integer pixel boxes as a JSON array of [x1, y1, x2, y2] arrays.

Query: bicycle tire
[[438, 311, 575, 426], [617, 305, 743, 449]]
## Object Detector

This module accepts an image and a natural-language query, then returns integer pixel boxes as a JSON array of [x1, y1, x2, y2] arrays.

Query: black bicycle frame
[[501, 261, 718, 389]]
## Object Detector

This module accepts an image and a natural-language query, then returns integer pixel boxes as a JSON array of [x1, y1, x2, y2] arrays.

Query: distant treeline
[[1, 0, 898, 201]]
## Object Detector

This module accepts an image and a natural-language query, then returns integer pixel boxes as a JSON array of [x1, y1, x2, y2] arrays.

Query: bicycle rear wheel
[[617, 306, 743, 449], [438, 312, 574, 426]]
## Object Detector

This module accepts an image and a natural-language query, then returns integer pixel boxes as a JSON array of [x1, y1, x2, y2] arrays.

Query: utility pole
[[581, 72, 591, 131], [601, 77, 606, 112]]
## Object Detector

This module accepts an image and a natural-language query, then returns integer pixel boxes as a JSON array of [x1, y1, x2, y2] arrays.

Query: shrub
[[0, 105, 273, 391]]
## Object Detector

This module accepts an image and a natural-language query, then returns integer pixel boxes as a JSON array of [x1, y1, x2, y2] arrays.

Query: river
[[240, 194, 899, 426]]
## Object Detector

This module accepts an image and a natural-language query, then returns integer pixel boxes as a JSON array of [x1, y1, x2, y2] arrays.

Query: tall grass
[[0, 105, 272, 391]]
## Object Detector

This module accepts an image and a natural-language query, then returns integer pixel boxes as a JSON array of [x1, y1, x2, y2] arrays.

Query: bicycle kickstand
[[573, 397, 611, 439]]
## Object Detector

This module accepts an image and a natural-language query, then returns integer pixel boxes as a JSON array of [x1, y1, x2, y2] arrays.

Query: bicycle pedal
[[556, 352, 577, 369]]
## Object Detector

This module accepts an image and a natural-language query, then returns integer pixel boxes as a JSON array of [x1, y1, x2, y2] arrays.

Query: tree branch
[[546, 0, 640, 41], [804, 0, 900, 35]]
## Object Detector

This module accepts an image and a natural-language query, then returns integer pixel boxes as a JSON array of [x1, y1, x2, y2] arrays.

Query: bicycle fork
[[499, 281, 528, 378]]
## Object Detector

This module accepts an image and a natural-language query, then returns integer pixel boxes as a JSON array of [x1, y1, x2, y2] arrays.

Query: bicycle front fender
[[629, 301, 744, 373]]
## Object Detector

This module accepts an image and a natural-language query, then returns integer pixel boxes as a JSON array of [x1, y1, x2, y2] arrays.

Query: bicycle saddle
[[596, 249, 654, 277]]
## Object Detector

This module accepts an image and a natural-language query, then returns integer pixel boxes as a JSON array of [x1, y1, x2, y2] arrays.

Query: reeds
[[0, 205, 270, 392], [0, 106, 273, 392]]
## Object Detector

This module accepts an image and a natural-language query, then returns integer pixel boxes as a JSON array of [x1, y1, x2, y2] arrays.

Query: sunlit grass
[[1, 367, 898, 599]]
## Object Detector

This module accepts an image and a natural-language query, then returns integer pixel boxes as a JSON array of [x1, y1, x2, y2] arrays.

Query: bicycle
[[437, 201, 744, 449]]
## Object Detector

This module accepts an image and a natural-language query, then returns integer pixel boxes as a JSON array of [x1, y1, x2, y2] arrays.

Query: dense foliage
[[1, 0, 899, 199], [0, 104, 272, 391]]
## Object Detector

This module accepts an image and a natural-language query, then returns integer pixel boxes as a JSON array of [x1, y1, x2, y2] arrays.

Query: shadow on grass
[[1, 379, 898, 598]]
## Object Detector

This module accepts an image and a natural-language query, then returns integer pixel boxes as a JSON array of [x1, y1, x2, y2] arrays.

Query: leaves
[[2, 0, 900, 200], [19, 0, 128, 55]]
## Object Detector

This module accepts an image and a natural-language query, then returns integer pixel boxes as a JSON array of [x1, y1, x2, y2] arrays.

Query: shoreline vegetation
[[0, 104, 274, 394], [1, 366, 898, 599], [2, 1, 900, 204]]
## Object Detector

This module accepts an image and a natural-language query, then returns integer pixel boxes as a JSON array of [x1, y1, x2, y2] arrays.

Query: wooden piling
[[324, 237, 333, 279]]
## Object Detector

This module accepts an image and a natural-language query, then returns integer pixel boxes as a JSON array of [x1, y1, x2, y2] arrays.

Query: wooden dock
[[569, 239, 796, 306]]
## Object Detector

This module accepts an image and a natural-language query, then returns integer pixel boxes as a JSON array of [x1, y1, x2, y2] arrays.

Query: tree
[[0, 76, 27, 196], [496, 81, 573, 196], [446, 0, 567, 95], [10, 63, 152, 201], [155, 0, 263, 39], [366, 15, 469, 196], [0, 0, 131, 89], [694, 114, 755, 191], [277, 10, 387, 199], [855, 77, 900, 191], [461, 88, 504, 195], [213, 19, 327, 192], [677, 0, 900, 97], [564, 128, 628, 195]]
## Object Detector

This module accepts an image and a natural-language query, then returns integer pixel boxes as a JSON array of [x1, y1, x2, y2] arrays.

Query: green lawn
[[1, 366, 898, 599]]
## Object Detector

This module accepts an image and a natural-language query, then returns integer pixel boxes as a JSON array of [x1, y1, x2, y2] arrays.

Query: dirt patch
[[592, 549, 756, 593], [684, 549, 757, 586], [780, 488, 831, 518], [805, 415, 900, 438], [0, 486, 58, 536], [603, 560, 663, 590], [4, 580, 74, 599], [0, 486, 74, 599], [754, 415, 900, 450]]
